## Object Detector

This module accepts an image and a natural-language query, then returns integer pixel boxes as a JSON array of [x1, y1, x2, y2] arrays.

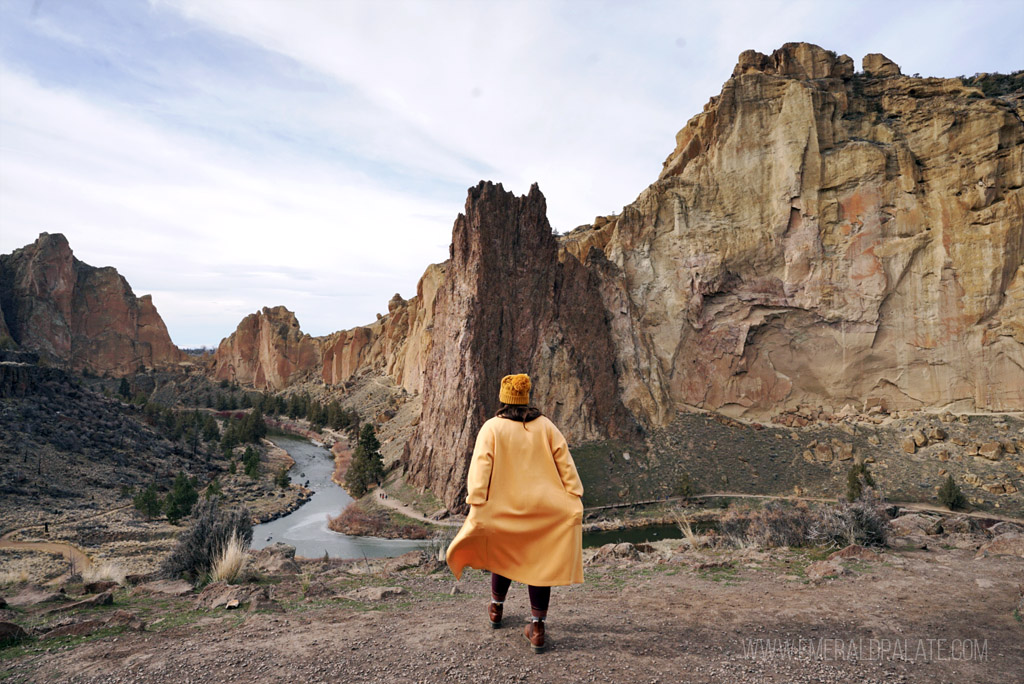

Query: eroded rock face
[[571, 42, 1023, 420], [210, 306, 320, 391], [0, 233, 185, 375], [401, 181, 637, 510]]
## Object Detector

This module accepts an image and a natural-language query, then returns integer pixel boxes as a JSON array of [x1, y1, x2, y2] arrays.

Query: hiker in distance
[[446, 373, 585, 653]]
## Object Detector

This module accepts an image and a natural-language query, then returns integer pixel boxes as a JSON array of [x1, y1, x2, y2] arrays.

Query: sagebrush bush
[[745, 501, 815, 548], [158, 499, 252, 584], [809, 488, 889, 548]]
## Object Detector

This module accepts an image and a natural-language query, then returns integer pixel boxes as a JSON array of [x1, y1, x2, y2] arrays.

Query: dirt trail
[[0, 504, 135, 581], [373, 491, 461, 528]]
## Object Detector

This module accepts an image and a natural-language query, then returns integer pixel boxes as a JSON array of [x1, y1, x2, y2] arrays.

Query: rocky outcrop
[[569, 42, 1023, 420], [0, 233, 185, 375], [401, 181, 637, 510], [210, 306, 319, 391]]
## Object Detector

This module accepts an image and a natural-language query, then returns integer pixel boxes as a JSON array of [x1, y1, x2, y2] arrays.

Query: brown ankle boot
[[488, 601, 503, 628], [524, 620, 545, 653]]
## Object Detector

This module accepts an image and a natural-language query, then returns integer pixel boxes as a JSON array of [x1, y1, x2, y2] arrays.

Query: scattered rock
[[805, 560, 847, 579], [303, 581, 334, 599], [827, 545, 881, 562], [384, 551, 425, 573], [344, 586, 407, 601], [41, 619, 104, 640], [927, 427, 947, 442], [814, 442, 834, 462], [7, 585, 66, 607], [975, 533, 1024, 559], [889, 514, 942, 536], [45, 590, 113, 614], [254, 543, 301, 574], [911, 430, 928, 448], [195, 582, 268, 609], [977, 442, 1003, 461], [900, 437, 917, 454]]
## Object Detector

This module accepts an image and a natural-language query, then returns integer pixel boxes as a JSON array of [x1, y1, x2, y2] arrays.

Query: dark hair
[[496, 402, 542, 427]]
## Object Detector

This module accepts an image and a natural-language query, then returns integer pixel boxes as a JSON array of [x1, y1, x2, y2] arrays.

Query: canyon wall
[[205, 43, 1022, 508], [0, 233, 185, 375], [560, 43, 1023, 421]]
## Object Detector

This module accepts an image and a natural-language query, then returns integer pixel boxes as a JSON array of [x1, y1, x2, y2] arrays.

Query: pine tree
[[845, 462, 875, 502], [274, 466, 291, 489], [133, 482, 163, 519], [345, 424, 385, 497], [938, 475, 967, 510], [164, 471, 199, 524], [243, 446, 260, 479], [118, 377, 131, 399]]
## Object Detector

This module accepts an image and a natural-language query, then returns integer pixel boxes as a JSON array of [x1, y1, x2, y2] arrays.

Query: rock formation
[[564, 42, 1023, 420], [0, 233, 185, 375], [210, 306, 320, 391], [208, 43, 1023, 509], [401, 182, 637, 509]]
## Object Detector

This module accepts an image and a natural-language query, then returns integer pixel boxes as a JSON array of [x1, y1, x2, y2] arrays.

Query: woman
[[446, 373, 584, 653]]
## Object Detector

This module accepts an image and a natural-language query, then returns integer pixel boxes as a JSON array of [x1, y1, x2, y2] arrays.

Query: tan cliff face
[[0, 233, 185, 375], [211, 306, 320, 391], [566, 42, 1023, 420]]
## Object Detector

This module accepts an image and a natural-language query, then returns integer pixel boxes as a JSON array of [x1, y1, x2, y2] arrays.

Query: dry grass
[[209, 530, 248, 584], [672, 509, 704, 549], [82, 561, 126, 585], [0, 569, 29, 585]]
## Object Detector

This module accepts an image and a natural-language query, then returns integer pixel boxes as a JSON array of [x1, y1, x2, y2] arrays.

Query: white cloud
[[0, 67, 455, 346]]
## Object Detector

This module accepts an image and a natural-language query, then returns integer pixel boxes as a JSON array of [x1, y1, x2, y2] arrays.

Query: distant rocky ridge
[[0, 233, 185, 376], [206, 43, 1023, 510]]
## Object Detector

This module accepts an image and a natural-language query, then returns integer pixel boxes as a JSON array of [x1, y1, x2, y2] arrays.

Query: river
[[251, 436, 432, 560]]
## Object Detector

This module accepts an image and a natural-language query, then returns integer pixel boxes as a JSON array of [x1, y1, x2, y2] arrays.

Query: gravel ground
[[3, 539, 1021, 684]]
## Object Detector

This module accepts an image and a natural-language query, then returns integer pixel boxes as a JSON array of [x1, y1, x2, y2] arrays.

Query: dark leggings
[[490, 573, 550, 612]]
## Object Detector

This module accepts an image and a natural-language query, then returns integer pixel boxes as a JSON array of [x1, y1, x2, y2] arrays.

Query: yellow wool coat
[[446, 415, 584, 586]]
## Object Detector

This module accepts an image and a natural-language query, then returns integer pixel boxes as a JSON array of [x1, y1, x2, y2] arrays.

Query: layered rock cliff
[[0, 233, 185, 375]]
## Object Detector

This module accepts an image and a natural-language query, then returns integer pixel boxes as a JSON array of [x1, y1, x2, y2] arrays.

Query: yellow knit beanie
[[499, 373, 531, 405]]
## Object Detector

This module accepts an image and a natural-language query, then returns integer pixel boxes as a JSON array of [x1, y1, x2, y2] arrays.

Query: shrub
[[673, 471, 694, 498], [809, 488, 890, 548], [744, 501, 814, 548], [938, 475, 967, 510], [82, 561, 126, 585], [158, 499, 252, 584]]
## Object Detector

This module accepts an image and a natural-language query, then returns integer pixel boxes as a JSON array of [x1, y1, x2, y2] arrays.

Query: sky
[[1, 0, 1022, 347]]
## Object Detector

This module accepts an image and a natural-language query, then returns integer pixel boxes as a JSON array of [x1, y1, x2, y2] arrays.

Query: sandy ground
[[3, 538, 1021, 684]]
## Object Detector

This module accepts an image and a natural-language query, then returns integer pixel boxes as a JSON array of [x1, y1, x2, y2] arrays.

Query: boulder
[[978, 442, 1003, 461], [912, 430, 929, 448], [44, 590, 113, 614], [343, 586, 407, 601], [83, 581, 118, 595], [805, 560, 848, 579], [103, 609, 145, 631], [195, 582, 268, 609], [384, 551, 425, 573], [7, 585, 66, 607], [254, 543, 301, 574], [900, 437, 917, 454], [927, 427, 947, 442], [41, 619, 104, 640], [974, 533, 1024, 559], [889, 514, 942, 536]]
